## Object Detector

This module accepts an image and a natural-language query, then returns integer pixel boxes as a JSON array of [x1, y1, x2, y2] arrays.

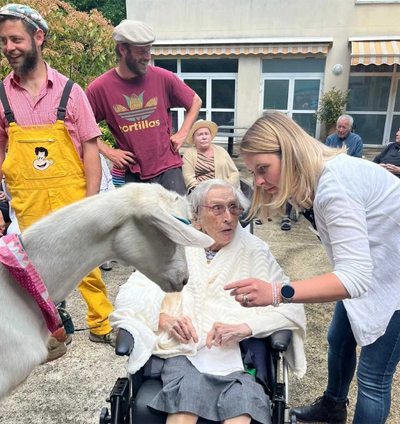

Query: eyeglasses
[[200, 204, 244, 216]]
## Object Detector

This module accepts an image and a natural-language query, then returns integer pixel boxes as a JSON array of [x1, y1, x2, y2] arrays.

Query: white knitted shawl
[[110, 225, 307, 377]]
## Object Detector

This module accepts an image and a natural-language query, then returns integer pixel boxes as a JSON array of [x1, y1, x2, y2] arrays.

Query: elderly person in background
[[182, 120, 240, 193], [110, 179, 306, 424], [373, 128, 400, 177], [325, 114, 363, 158]]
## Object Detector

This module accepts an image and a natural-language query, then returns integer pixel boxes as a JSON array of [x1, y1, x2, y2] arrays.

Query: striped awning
[[152, 43, 330, 57], [351, 40, 400, 65]]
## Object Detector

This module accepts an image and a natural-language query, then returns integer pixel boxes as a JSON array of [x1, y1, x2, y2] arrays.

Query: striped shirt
[[195, 152, 215, 183], [0, 64, 101, 159]]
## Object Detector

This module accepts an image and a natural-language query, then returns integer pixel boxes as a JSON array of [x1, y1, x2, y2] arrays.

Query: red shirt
[[86, 66, 195, 179], [0, 64, 101, 160]]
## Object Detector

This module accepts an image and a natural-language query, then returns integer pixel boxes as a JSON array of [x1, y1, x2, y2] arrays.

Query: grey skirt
[[147, 356, 271, 424]]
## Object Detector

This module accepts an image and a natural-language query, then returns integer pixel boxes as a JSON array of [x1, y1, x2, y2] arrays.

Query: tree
[[66, 0, 126, 26], [0, 0, 115, 88]]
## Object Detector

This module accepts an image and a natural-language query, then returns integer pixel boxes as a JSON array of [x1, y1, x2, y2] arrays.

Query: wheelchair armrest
[[269, 329, 292, 352], [115, 328, 135, 356]]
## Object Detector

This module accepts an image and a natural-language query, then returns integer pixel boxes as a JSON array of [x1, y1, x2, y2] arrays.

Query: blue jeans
[[326, 301, 400, 423]]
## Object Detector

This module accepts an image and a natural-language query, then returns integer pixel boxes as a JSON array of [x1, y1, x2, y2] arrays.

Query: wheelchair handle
[[270, 329, 292, 352], [115, 328, 135, 356]]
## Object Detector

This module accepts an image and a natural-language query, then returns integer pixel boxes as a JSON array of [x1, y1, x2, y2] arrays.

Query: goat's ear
[[151, 211, 214, 248]]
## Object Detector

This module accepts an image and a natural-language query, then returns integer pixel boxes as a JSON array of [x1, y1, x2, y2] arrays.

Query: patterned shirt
[[195, 152, 215, 183]]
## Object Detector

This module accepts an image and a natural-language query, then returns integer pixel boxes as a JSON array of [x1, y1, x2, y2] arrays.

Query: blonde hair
[[240, 111, 344, 219]]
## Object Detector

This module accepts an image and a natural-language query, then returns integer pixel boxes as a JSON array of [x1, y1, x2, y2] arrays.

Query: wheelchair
[[99, 328, 298, 424]]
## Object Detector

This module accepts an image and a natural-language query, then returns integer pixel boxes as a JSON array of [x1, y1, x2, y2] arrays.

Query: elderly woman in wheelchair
[[108, 179, 306, 424]]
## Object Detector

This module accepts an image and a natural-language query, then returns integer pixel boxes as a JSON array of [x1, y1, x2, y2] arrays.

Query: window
[[390, 80, 400, 140], [262, 58, 325, 137], [347, 64, 399, 144], [155, 58, 238, 133]]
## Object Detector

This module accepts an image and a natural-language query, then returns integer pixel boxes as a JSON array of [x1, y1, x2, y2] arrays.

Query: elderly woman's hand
[[206, 322, 252, 348], [159, 313, 198, 344], [224, 278, 273, 307]]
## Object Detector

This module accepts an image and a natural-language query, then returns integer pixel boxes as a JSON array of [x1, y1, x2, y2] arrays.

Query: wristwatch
[[280, 283, 295, 304]]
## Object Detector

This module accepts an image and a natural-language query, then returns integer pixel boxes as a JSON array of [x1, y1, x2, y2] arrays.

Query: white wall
[[126, 0, 399, 40]]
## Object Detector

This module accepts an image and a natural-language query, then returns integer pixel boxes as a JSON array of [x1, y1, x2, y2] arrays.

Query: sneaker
[[281, 216, 291, 231], [100, 261, 113, 271], [89, 329, 116, 348]]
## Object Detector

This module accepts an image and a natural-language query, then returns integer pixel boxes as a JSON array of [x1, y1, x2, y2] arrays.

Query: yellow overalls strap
[[1, 79, 86, 230], [56, 79, 74, 121]]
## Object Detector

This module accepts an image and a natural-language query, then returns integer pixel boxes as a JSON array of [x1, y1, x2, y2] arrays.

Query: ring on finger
[[243, 294, 249, 305]]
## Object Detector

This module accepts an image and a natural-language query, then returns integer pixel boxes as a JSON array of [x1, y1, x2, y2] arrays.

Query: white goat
[[0, 183, 213, 399]]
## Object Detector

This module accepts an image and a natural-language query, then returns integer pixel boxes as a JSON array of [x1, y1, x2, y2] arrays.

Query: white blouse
[[314, 154, 400, 346]]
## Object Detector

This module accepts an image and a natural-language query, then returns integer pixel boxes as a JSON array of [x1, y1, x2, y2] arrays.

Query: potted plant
[[316, 88, 349, 137]]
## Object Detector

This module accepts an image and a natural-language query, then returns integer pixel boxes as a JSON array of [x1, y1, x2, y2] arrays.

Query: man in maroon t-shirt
[[86, 20, 202, 195]]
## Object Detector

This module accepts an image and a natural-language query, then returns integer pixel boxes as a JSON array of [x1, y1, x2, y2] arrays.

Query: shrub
[[0, 0, 115, 88], [316, 88, 349, 127]]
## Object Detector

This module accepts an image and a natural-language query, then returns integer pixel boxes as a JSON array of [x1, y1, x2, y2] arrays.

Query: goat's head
[[112, 184, 213, 292]]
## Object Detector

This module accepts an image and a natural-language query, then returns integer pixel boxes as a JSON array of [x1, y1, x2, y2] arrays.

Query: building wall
[[126, 0, 400, 142], [126, 0, 399, 40]]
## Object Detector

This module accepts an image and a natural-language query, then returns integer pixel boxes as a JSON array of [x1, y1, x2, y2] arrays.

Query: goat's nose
[[182, 277, 189, 286]]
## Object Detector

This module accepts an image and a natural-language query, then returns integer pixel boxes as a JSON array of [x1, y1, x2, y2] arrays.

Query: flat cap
[[0, 3, 49, 34], [113, 20, 155, 46]]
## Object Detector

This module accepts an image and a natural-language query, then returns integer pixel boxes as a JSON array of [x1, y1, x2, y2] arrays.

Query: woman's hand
[[224, 278, 273, 307], [158, 313, 198, 344], [206, 322, 252, 348]]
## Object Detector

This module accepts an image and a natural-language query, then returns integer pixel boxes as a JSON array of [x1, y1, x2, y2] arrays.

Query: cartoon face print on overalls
[[33, 146, 54, 171]]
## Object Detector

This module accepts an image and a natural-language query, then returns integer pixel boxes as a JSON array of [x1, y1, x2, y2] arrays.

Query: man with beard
[[0, 4, 116, 357], [86, 20, 202, 195]]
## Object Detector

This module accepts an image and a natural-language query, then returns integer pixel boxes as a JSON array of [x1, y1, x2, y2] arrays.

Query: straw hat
[[187, 120, 218, 144]]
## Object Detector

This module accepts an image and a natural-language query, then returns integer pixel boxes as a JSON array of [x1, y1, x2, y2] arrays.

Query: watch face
[[281, 284, 295, 299]]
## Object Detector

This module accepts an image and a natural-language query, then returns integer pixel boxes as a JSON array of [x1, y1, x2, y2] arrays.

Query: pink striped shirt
[[0, 64, 101, 159]]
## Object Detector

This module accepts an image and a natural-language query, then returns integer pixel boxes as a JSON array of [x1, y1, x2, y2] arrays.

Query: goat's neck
[[20, 214, 112, 304]]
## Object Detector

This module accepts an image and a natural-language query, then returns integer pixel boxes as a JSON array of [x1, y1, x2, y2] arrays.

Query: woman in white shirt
[[225, 111, 400, 424], [110, 179, 306, 424]]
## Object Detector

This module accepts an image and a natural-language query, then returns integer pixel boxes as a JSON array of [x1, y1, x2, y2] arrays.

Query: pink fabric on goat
[[0, 234, 61, 333]]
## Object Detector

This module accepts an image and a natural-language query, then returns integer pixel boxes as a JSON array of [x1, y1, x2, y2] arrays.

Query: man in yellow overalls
[[0, 4, 115, 353]]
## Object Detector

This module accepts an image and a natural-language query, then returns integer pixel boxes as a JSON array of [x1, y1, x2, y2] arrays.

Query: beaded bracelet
[[271, 282, 281, 307]]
